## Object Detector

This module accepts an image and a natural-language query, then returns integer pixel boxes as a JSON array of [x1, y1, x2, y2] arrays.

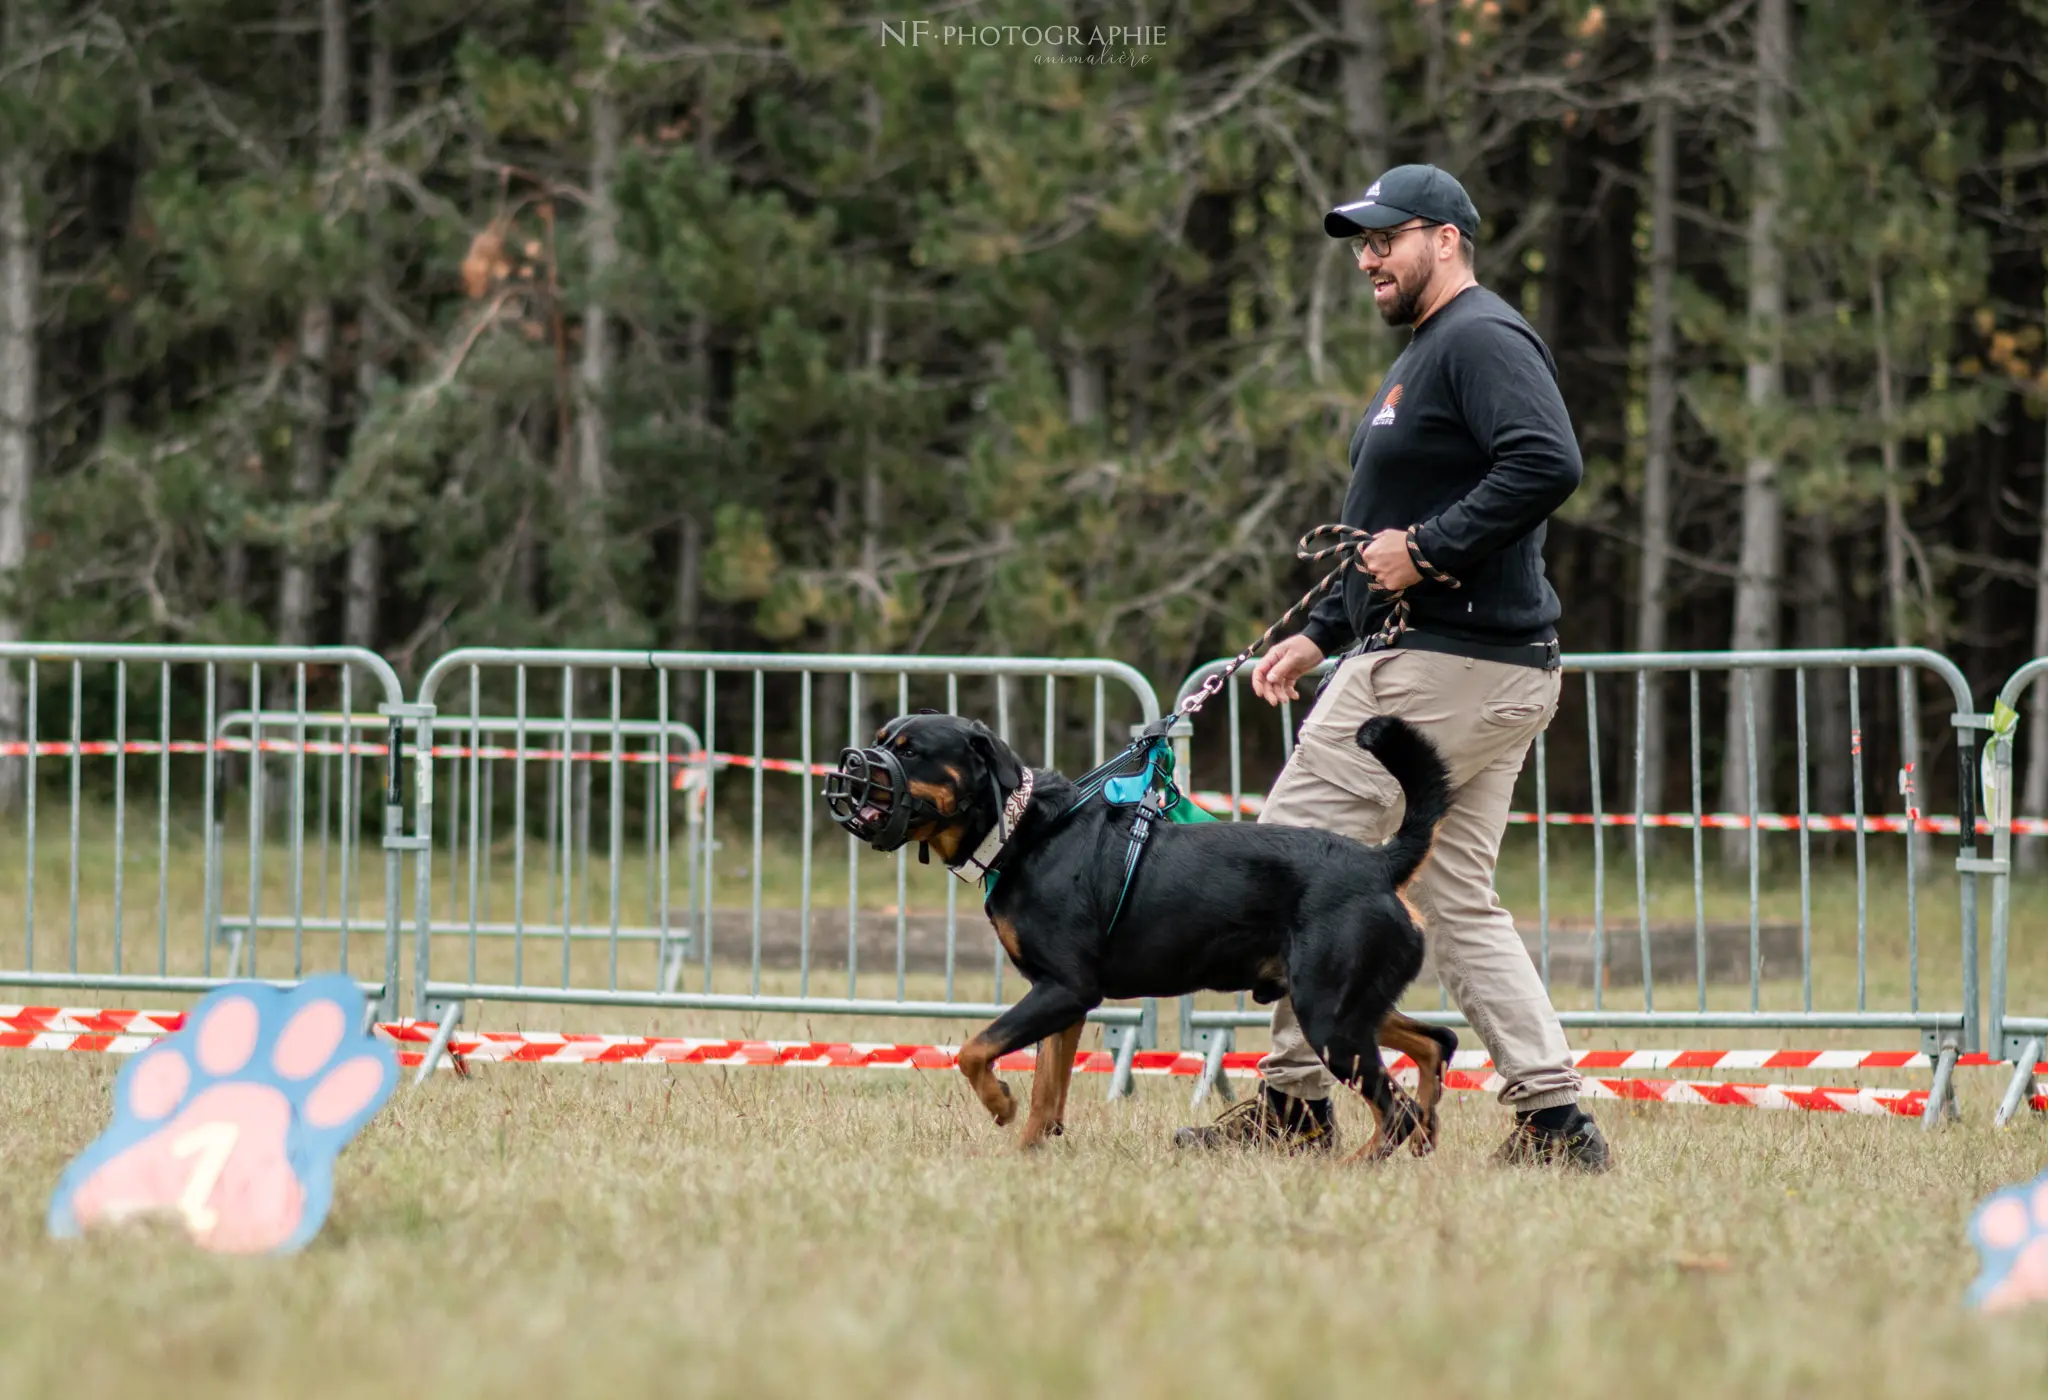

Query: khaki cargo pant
[[1257, 646, 1580, 1112]]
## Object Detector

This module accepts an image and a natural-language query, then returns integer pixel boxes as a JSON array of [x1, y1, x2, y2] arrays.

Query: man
[[1174, 164, 1609, 1172]]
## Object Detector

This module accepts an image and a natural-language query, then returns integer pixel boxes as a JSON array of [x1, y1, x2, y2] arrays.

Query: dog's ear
[[968, 720, 1024, 792]]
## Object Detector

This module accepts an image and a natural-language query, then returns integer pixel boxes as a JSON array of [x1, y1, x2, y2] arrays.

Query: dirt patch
[[1441, 919, 1804, 989], [686, 907, 1006, 975]]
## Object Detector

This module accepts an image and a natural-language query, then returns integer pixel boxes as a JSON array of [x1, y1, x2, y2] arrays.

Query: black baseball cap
[[1324, 164, 1481, 239]]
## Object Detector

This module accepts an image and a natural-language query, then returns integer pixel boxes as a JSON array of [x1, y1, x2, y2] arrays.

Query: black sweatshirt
[[1299, 284, 1583, 656]]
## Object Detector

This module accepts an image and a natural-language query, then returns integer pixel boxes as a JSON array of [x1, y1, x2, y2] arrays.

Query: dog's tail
[[1354, 716, 1452, 888]]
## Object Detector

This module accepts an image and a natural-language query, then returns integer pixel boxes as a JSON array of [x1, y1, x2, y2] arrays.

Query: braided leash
[[1169, 523, 1450, 726], [1079, 522, 1446, 924]]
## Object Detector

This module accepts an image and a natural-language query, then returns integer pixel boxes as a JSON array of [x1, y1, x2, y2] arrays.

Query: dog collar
[[950, 768, 1035, 885]]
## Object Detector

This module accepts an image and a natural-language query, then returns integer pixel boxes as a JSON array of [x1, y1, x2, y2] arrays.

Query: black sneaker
[[1493, 1104, 1612, 1174], [1173, 1084, 1339, 1154]]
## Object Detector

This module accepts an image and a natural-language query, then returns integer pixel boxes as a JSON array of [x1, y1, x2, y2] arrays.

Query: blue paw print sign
[[1968, 1169, 2048, 1311], [49, 974, 398, 1255]]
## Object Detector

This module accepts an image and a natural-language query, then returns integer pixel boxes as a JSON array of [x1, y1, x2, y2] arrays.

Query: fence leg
[[1996, 1036, 2044, 1129], [1922, 1040, 1960, 1130], [1104, 1024, 1140, 1100], [411, 1000, 466, 1087], [1189, 1030, 1236, 1110], [659, 931, 690, 994]]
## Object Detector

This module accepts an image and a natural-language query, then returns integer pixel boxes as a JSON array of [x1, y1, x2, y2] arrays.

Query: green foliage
[[3, 0, 2046, 693]]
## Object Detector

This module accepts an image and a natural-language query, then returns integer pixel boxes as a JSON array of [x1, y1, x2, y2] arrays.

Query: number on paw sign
[[48, 974, 398, 1255]]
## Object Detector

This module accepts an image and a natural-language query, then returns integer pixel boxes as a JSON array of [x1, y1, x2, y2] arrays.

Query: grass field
[[4, 1050, 2048, 1397], [9, 690, 2048, 1389], [1, 806, 2047, 1392]]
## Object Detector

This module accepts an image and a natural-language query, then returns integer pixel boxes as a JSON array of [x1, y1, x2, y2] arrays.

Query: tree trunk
[[1870, 269, 1931, 873], [218, 541, 250, 790], [1125, 323, 1152, 447], [858, 289, 886, 655], [1634, 0, 1679, 823], [1337, 0, 1390, 314], [2023, 408, 2048, 872], [101, 167, 140, 446], [671, 92, 716, 710], [1064, 334, 1104, 427], [1793, 517, 1852, 816], [575, 24, 624, 633], [345, 4, 393, 651], [0, 131, 37, 813], [1798, 366, 1852, 821], [819, 475, 853, 752], [671, 304, 709, 716], [673, 514, 702, 649], [1871, 274, 1910, 650], [1534, 136, 1572, 353], [1414, 0, 1450, 169], [516, 408, 545, 616], [1721, 0, 1790, 862], [277, 0, 348, 646]]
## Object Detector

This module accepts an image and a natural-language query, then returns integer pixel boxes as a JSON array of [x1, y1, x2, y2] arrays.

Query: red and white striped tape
[[1548, 1047, 2003, 1071], [0, 1009, 2006, 1072], [0, 1008, 2025, 1118], [365, 1028, 2008, 1075], [1466, 1071, 1945, 1117], [368, 1032, 1999, 1119], [1185, 791, 2005, 835], [0, 1006, 187, 1035], [0, 732, 2017, 834]]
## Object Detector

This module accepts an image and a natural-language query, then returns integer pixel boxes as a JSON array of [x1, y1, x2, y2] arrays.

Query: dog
[[824, 710, 1458, 1162]]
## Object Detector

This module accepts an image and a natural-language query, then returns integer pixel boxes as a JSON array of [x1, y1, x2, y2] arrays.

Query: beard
[[1375, 266, 1428, 327]]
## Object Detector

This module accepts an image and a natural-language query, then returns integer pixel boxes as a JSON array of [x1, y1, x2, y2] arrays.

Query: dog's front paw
[[1017, 1118, 1066, 1151], [992, 1079, 1017, 1126]]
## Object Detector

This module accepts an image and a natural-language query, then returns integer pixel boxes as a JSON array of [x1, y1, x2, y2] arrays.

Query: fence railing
[[403, 650, 1167, 1096], [1985, 659, 2048, 1124], [210, 708, 712, 990], [0, 644, 407, 1018], [1171, 646, 1988, 1124], [26, 637, 2048, 1129]]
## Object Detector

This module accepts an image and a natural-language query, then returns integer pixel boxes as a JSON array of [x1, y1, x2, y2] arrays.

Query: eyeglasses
[[1349, 221, 1442, 260]]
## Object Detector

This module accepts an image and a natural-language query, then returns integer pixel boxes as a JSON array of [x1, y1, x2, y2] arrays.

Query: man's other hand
[[1251, 634, 1327, 705], [1363, 528, 1421, 591]]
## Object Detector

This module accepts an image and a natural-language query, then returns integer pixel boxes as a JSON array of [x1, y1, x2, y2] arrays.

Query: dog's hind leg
[[1314, 1029, 1422, 1166], [1021, 1019, 1085, 1148], [1377, 1011, 1456, 1156]]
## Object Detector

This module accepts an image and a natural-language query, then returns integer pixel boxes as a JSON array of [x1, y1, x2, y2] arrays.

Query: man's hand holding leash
[[1251, 528, 1417, 705], [1251, 636, 1324, 705]]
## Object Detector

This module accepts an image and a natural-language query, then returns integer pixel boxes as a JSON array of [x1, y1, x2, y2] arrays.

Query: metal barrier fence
[[0, 644, 406, 1017], [1987, 659, 2048, 1124], [211, 709, 709, 991], [403, 650, 1167, 1095], [15, 636, 2047, 1130], [1170, 647, 1988, 1124]]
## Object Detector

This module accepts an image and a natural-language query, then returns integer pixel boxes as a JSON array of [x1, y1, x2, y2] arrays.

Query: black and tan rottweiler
[[824, 711, 1458, 1162]]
